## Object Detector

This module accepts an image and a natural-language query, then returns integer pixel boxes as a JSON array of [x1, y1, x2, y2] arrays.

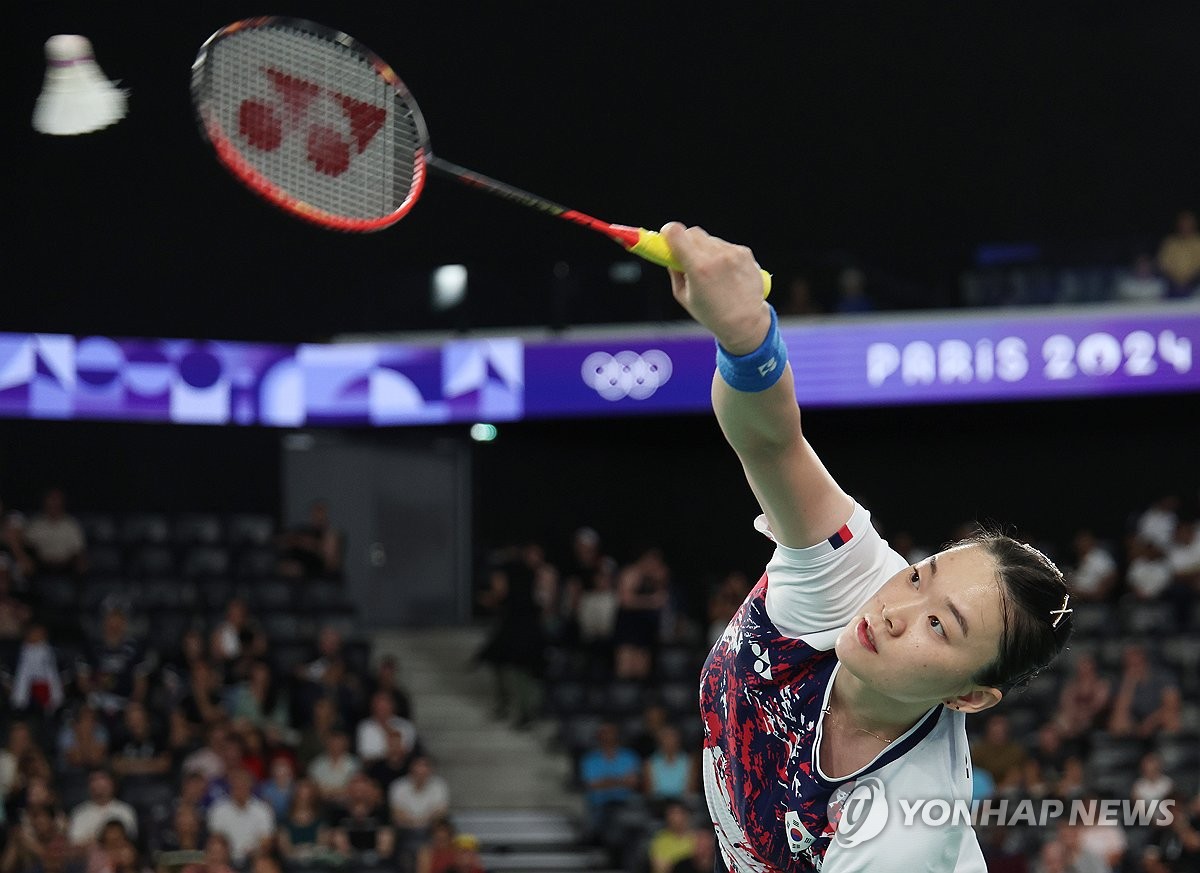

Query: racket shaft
[[427, 156, 771, 297]]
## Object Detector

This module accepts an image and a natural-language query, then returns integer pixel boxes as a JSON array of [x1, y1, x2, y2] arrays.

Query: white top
[[308, 753, 361, 792], [388, 774, 450, 827], [356, 716, 417, 762], [701, 504, 986, 872], [1069, 548, 1117, 597], [207, 796, 276, 863], [24, 515, 85, 564], [1126, 557, 1172, 598], [68, 799, 138, 845]]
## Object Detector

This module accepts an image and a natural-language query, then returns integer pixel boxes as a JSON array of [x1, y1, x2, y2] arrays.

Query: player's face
[[834, 544, 1004, 706]]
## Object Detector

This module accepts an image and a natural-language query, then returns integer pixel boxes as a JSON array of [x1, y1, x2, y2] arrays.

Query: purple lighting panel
[[0, 304, 1195, 426]]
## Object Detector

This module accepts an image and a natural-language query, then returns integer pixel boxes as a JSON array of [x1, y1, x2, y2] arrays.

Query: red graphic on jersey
[[236, 68, 387, 177]]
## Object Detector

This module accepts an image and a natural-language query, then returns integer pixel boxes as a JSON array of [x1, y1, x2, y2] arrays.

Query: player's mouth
[[857, 617, 878, 654]]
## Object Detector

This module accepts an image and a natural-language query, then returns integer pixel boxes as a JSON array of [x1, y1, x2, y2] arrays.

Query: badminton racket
[[190, 16, 771, 296]]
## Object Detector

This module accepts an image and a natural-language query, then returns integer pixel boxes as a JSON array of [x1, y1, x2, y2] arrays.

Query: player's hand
[[661, 222, 771, 354]]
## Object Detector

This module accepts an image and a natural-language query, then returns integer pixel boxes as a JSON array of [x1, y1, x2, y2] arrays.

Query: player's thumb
[[659, 223, 690, 297]]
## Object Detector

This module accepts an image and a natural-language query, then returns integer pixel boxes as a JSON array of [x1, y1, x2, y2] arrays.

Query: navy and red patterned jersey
[[700, 505, 986, 873]]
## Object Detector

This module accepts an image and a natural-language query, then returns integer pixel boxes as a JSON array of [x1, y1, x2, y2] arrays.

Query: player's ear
[[944, 687, 1002, 714]]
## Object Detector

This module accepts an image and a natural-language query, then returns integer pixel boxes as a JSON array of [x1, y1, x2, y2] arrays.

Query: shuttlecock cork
[[32, 34, 128, 135]]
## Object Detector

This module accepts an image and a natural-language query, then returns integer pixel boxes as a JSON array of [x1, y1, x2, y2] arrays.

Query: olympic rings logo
[[580, 349, 674, 401]]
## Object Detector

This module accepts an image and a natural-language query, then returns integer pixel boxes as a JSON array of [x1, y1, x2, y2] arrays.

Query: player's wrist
[[714, 302, 773, 355], [715, 304, 787, 393]]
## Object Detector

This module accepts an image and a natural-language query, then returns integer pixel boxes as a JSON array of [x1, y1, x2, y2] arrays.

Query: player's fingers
[[660, 222, 709, 272]]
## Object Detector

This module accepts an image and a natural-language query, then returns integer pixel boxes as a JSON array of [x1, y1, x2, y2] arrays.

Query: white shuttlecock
[[32, 34, 128, 135]]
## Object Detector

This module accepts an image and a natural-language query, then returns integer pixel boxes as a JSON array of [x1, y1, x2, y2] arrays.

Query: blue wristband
[[715, 306, 788, 392]]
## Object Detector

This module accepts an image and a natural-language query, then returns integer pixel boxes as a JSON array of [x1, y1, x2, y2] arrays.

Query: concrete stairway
[[370, 626, 615, 873]]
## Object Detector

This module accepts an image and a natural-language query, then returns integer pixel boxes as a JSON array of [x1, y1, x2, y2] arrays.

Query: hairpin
[[1050, 594, 1072, 629]]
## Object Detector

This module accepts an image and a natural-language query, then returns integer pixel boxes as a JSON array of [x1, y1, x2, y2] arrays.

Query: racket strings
[[195, 23, 422, 222]]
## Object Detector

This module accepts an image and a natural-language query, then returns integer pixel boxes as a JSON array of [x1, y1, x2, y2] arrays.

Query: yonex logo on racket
[[580, 350, 673, 401], [237, 68, 386, 177]]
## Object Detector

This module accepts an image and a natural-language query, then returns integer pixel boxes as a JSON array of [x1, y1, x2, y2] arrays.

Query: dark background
[[3, 2, 1198, 589]]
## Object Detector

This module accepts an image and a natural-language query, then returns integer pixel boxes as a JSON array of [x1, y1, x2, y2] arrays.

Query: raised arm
[[662, 223, 852, 549]]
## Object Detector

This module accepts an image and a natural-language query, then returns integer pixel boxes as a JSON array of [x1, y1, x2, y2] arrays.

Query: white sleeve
[[759, 503, 909, 639]]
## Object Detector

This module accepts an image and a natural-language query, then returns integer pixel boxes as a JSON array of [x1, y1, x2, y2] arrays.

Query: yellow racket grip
[[626, 228, 772, 298]]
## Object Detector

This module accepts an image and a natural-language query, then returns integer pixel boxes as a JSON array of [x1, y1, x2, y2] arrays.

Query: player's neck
[[827, 666, 935, 741]]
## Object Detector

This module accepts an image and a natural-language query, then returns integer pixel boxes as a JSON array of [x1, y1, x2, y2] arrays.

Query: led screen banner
[[0, 303, 1196, 426]]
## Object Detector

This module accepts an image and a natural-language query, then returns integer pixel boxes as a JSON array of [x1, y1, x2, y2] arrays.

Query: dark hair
[[956, 531, 1073, 694]]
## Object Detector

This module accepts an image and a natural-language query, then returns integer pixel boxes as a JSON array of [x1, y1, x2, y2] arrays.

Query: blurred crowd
[[0, 488, 482, 873]]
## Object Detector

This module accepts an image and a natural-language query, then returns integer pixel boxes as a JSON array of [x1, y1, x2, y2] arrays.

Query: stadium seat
[[1087, 735, 1145, 772], [656, 646, 696, 682], [128, 544, 176, 578], [140, 577, 198, 611], [227, 513, 276, 546], [605, 681, 648, 715], [180, 545, 231, 579], [120, 513, 171, 545], [78, 512, 118, 545], [172, 513, 224, 545], [86, 544, 124, 576], [235, 545, 278, 579], [548, 681, 587, 717], [1122, 602, 1175, 635], [1068, 602, 1110, 637]]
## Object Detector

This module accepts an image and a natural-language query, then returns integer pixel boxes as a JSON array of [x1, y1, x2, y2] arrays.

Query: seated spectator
[[3, 803, 57, 869], [206, 767, 276, 866], [296, 696, 342, 771], [445, 834, 486, 873], [183, 833, 236, 873], [1034, 823, 1107, 873], [86, 819, 135, 873], [643, 725, 697, 808], [277, 500, 344, 579], [1167, 517, 1200, 591], [356, 690, 417, 764], [0, 496, 29, 577], [613, 549, 670, 680], [1126, 536, 1173, 600], [25, 831, 87, 873], [1131, 752, 1174, 804], [1076, 796, 1129, 871], [1031, 723, 1075, 784], [8, 623, 65, 716], [1054, 654, 1111, 740], [366, 730, 416, 793], [628, 704, 671, 761], [160, 628, 209, 709], [57, 704, 109, 774], [670, 827, 717, 873], [1054, 756, 1087, 803], [1145, 791, 1200, 871], [210, 599, 268, 683], [332, 773, 395, 862], [259, 757, 296, 821], [0, 559, 31, 654], [1157, 209, 1200, 294], [154, 802, 207, 855], [179, 660, 225, 730], [969, 715, 1027, 791], [366, 655, 413, 721], [1137, 497, 1179, 550], [233, 722, 269, 782], [1113, 254, 1169, 302], [707, 572, 751, 645], [575, 567, 619, 662], [17, 488, 87, 577], [0, 721, 36, 803], [1067, 530, 1118, 602], [181, 723, 230, 785], [75, 600, 150, 725], [1108, 646, 1181, 738], [308, 730, 360, 805], [648, 801, 697, 873], [277, 779, 330, 863], [67, 769, 138, 847], [414, 817, 457, 873], [579, 721, 640, 839], [388, 755, 450, 832], [110, 701, 171, 781], [834, 266, 874, 314]]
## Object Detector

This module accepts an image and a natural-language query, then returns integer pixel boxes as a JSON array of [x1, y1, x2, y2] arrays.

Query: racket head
[[191, 17, 430, 232]]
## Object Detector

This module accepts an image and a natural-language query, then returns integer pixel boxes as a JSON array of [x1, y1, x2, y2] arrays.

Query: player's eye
[[910, 567, 921, 588], [930, 616, 946, 637]]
